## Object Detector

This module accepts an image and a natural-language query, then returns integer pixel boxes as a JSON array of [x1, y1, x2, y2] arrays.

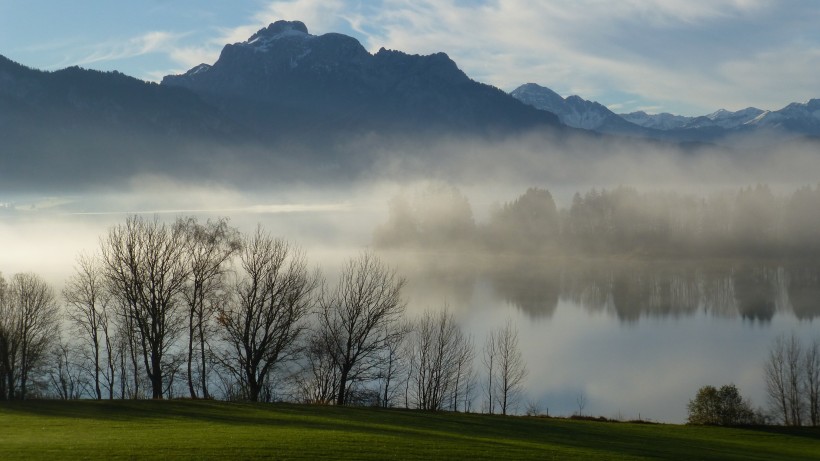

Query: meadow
[[1, 400, 818, 460]]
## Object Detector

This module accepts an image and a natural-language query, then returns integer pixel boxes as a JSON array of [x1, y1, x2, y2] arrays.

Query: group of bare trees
[[0, 272, 60, 400], [405, 309, 474, 411], [2, 214, 530, 414], [484, 319, 529, 415], [764, 333, 820, 426]]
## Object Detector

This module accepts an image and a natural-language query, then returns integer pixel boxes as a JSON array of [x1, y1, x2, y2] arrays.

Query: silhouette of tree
[[485, 319, 528, 415], [0, 272, 59, 399], [765, 334, 804, 425], [407, 308, 473, 411], [100, 215, 190, 399], [217, 229, 318, 402], [63, 253, 115, 400], [317, 251, 406, 405], [687, 384, 755, 425], [179, 217, 240, 399]]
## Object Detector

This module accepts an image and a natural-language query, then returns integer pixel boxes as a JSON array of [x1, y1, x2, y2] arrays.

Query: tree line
[[374, 183, 820, 257], [0, 215, 527, 415]]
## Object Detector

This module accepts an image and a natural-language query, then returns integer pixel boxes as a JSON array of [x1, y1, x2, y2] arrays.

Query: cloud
[[66, 31, 185, 67], [319, 0, 817, 114], [211, 0, 350, 46]]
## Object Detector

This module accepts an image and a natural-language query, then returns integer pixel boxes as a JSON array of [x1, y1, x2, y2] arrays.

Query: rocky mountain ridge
[[512, 81, 820, 139]]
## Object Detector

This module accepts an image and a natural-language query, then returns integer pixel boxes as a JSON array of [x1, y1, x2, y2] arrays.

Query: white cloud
[[336, 0, 815, 113], [213, 0, 350, 46], [68, 31, 185, 67]]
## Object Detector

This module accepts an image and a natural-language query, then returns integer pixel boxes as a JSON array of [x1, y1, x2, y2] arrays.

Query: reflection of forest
[[389, 252, 820, 322], [490, 259, 820, 322]]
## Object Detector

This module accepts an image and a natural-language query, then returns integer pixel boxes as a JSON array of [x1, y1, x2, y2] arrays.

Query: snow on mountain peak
[[245, 21, 313, 50]]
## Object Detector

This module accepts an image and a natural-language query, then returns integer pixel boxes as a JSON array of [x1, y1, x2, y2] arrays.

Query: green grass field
[[0, 400, 818, 460]]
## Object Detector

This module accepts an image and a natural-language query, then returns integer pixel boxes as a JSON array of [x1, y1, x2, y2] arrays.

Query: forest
[[374, 183, 820, 257]]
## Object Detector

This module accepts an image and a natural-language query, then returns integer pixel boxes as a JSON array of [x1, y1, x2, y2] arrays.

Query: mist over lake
[[3, 179, 818, 423]]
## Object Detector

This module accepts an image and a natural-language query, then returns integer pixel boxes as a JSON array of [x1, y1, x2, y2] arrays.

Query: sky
[[1, 0, 819, 116]]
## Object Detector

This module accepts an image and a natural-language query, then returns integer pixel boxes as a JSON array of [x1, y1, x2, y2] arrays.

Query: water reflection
[[397, 255, 820, 322]]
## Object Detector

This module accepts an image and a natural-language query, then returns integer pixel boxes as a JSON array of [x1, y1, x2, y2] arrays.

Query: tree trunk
[[198, 311, 209, 399], [93, 336, 102, 400], [151, 354, 163, 399], [337, 368, 350, 405], [187, 310, 197, 399]]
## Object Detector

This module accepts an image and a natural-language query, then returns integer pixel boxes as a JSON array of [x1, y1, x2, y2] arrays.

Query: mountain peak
[[161, 21, 559, 136], [247, 20, 310, 42], [511, 83, 643, 133]]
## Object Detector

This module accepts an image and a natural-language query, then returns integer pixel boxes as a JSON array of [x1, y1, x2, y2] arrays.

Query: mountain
[[515, 80, 820, 141], [622, 103, 820, 139], [745, 99, 820, 135], [1, 22, 567, 191], [3, 19, 818, 192], [510, 83, 647, 135], [162, 21, 559, 139], [0, 54, 242, 191], [619, 111, 691, 130], [703, 107, 765, 129], [622, 107, 764, 131]]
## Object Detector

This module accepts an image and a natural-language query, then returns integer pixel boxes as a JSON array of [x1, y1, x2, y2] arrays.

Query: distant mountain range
[[1, 20, 819, 191], [511, 82, 820, 140]]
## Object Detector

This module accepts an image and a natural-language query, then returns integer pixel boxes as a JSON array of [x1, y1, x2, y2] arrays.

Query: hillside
[[0, 400, 818, 460]]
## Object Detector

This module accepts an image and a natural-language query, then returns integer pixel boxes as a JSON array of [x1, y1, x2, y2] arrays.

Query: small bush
[[687, 384, 756, 426]]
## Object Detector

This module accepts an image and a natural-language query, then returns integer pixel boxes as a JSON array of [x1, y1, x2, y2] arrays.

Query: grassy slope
[[0, 400, 818, 460]]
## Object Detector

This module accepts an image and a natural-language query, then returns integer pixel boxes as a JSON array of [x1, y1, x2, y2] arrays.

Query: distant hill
[[0, 54, 243, 190]]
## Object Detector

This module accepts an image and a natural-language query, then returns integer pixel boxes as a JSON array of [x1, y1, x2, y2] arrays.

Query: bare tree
[[180, 217, 240, 399], [217, 229, 318, 402], [450, 329, 475, 412], [0, 273, 60, 399], [295, 329, 340, 404], [47, 336, 90, 400], [407, 309, 473, 411], [576, 392, 588, 417], [377, 320, 410, 408], [804, 339, 820, 426], [101, 215, 190, 399], [483, 329, 497, 414], [317, 251, 406, 405], [63, 253, 115, 399], [491, 319, 528, 416], [114, 299, 145, 399], [0, 273, 11, 399], [765, 333, 804, 425]]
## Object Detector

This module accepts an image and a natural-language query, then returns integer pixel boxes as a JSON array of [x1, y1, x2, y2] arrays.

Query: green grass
[[1, 400, 818, 460]]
